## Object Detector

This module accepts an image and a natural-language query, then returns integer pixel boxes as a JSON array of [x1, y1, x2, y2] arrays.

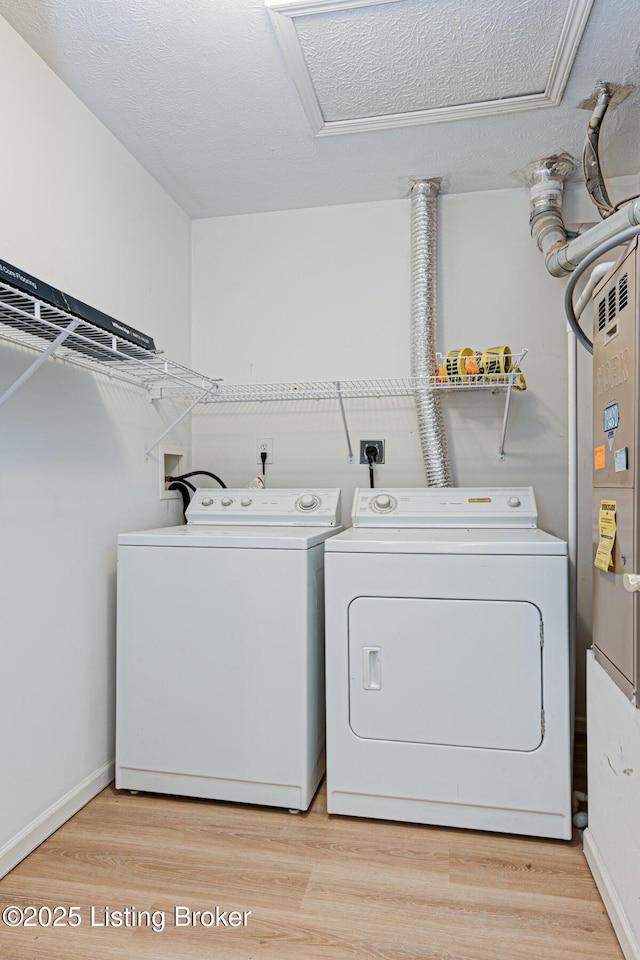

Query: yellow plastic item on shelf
[[437, 345, 525, 390], [480, 345, 511, 376], [511, 366, 527, 391], [444, 347, 474, 381]]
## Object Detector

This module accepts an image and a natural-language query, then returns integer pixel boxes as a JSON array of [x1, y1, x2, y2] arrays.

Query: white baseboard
[[584, 827, 640, 960], [0, 761, 114, 879]]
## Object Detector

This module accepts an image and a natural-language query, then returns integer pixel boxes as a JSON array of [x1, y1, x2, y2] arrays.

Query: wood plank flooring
[[0, 773, 622, 960]]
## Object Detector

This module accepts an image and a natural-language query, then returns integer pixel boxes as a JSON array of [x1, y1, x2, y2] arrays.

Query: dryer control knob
[[241, 497, 252, 507], [373, 494, 392, 510], [201, 497, 213, 507], [623, 573, 640, 592], [297, 494, 319, 511], [221, 497, 233, 507], [507, 497, 521, 508]]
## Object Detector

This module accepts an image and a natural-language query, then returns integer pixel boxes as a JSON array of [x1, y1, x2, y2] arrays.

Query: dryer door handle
[[363, 647, 381, 690]]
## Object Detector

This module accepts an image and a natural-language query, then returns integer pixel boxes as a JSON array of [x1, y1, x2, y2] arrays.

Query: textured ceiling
[[0, 0, 638, 218], [293, 0, 564, 119]]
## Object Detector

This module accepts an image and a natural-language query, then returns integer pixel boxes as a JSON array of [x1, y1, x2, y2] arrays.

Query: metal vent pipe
[[409, 179, 452, 487]]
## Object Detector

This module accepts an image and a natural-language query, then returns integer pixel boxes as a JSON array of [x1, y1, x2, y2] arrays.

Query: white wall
[[0, 18, 192, 874], [190, 178, 638, 728]]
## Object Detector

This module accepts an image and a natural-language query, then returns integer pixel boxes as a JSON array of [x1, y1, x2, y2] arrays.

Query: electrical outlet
[[359, 440, 385, 465], [256, 438, 273, 465]]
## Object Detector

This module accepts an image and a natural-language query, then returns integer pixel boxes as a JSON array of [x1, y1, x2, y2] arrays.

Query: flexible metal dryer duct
[[409, 179, 452, 487]]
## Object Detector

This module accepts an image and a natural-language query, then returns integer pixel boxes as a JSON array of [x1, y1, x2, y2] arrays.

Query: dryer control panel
[[186, 487, 341, 525], [352, 487, 538, 527]]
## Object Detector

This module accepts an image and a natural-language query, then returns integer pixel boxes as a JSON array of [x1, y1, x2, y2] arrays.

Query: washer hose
[[168, 469, 227, 488], [168, 481, 191, 521]]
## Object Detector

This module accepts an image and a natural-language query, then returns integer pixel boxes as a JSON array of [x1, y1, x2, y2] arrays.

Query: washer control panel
[[186, 488, 341, 526], [370, 493, 398, 513], [352, 487, 538, 528]]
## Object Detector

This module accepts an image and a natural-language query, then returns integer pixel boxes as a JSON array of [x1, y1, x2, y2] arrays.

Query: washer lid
[[352, 487, 538, 527], [118, 524, 344, 549], [325, 526, 566, 555]]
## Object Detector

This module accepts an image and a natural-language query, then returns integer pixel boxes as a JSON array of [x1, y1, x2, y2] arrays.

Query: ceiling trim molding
[[546, 0, 596, 104], [266, 0, 596, 137]]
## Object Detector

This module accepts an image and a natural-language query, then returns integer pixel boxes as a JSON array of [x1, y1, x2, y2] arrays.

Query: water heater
[[592, 237, 640, 705]]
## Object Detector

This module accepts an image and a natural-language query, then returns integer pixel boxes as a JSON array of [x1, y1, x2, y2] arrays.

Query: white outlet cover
[[256, 438, 273, 465]]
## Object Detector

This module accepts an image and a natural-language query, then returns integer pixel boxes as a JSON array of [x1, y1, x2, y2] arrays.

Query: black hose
[[168, 478, 196, 492], [564, 224, 640, 354], [365, 445, 377, 489], [168, 481, 191, 521], [169, 470, 226, 488]]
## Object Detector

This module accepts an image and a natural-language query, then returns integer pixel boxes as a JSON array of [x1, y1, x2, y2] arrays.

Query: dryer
[[324, 487, 572, 839], [116, 487, 342, 812]]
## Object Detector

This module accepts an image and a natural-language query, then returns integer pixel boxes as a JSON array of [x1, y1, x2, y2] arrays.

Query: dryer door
[[348, 597, 543, 751]]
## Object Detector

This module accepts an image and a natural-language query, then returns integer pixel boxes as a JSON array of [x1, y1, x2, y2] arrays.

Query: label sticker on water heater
[[595, 500, 617, 573], [614, 447, 629, 472], [594, 445, 606, 470], [603, 402, 619, 433]]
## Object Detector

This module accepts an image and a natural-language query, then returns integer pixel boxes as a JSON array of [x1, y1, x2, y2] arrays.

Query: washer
[[116, 487, 342, 811], [324, 487, 572, 839]]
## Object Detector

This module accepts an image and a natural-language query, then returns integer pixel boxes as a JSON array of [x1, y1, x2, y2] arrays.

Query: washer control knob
[[374, 494, 392, 510], [297, 494, 319, 511], [623, 573, 640, 592], [221, 497, 233, 507], [201, 497, 213, 507], [241, 497, 252, 507], [507, 497, 521, 508]]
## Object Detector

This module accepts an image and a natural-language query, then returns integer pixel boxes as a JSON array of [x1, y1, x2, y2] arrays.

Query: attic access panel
[[266, 0, 595, 135]]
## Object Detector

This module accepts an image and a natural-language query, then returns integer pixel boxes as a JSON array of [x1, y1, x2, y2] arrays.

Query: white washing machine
[[116, 487, 342, 811], [324, 487, 572, 839]]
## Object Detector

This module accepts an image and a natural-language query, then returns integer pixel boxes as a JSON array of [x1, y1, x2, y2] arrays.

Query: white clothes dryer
[[116, 488, 342, 811], [324, 487, 572, 839]]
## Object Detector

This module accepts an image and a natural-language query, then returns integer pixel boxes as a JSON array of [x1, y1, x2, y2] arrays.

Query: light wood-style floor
[[0, 773, 622, 960]]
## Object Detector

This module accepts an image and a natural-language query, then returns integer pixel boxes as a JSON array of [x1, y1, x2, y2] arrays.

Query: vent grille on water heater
[[619, 273, 629, 311], [598, 297, 607, 331], [598, 273, 630, 332]]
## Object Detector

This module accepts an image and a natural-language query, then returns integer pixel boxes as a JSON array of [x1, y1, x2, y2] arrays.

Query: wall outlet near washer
[[359, 440, 385, 464], [256, 438, 273, 465]]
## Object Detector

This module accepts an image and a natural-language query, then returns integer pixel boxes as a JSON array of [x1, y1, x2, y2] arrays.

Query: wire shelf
[[0, 278, 526, 459], [0, 281, 219, 398], [0, 279, 526, 405], [203, 355, 527, 404]]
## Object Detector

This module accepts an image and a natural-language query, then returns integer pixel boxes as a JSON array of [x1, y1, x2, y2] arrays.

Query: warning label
[[594, 500, 617, 573]]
